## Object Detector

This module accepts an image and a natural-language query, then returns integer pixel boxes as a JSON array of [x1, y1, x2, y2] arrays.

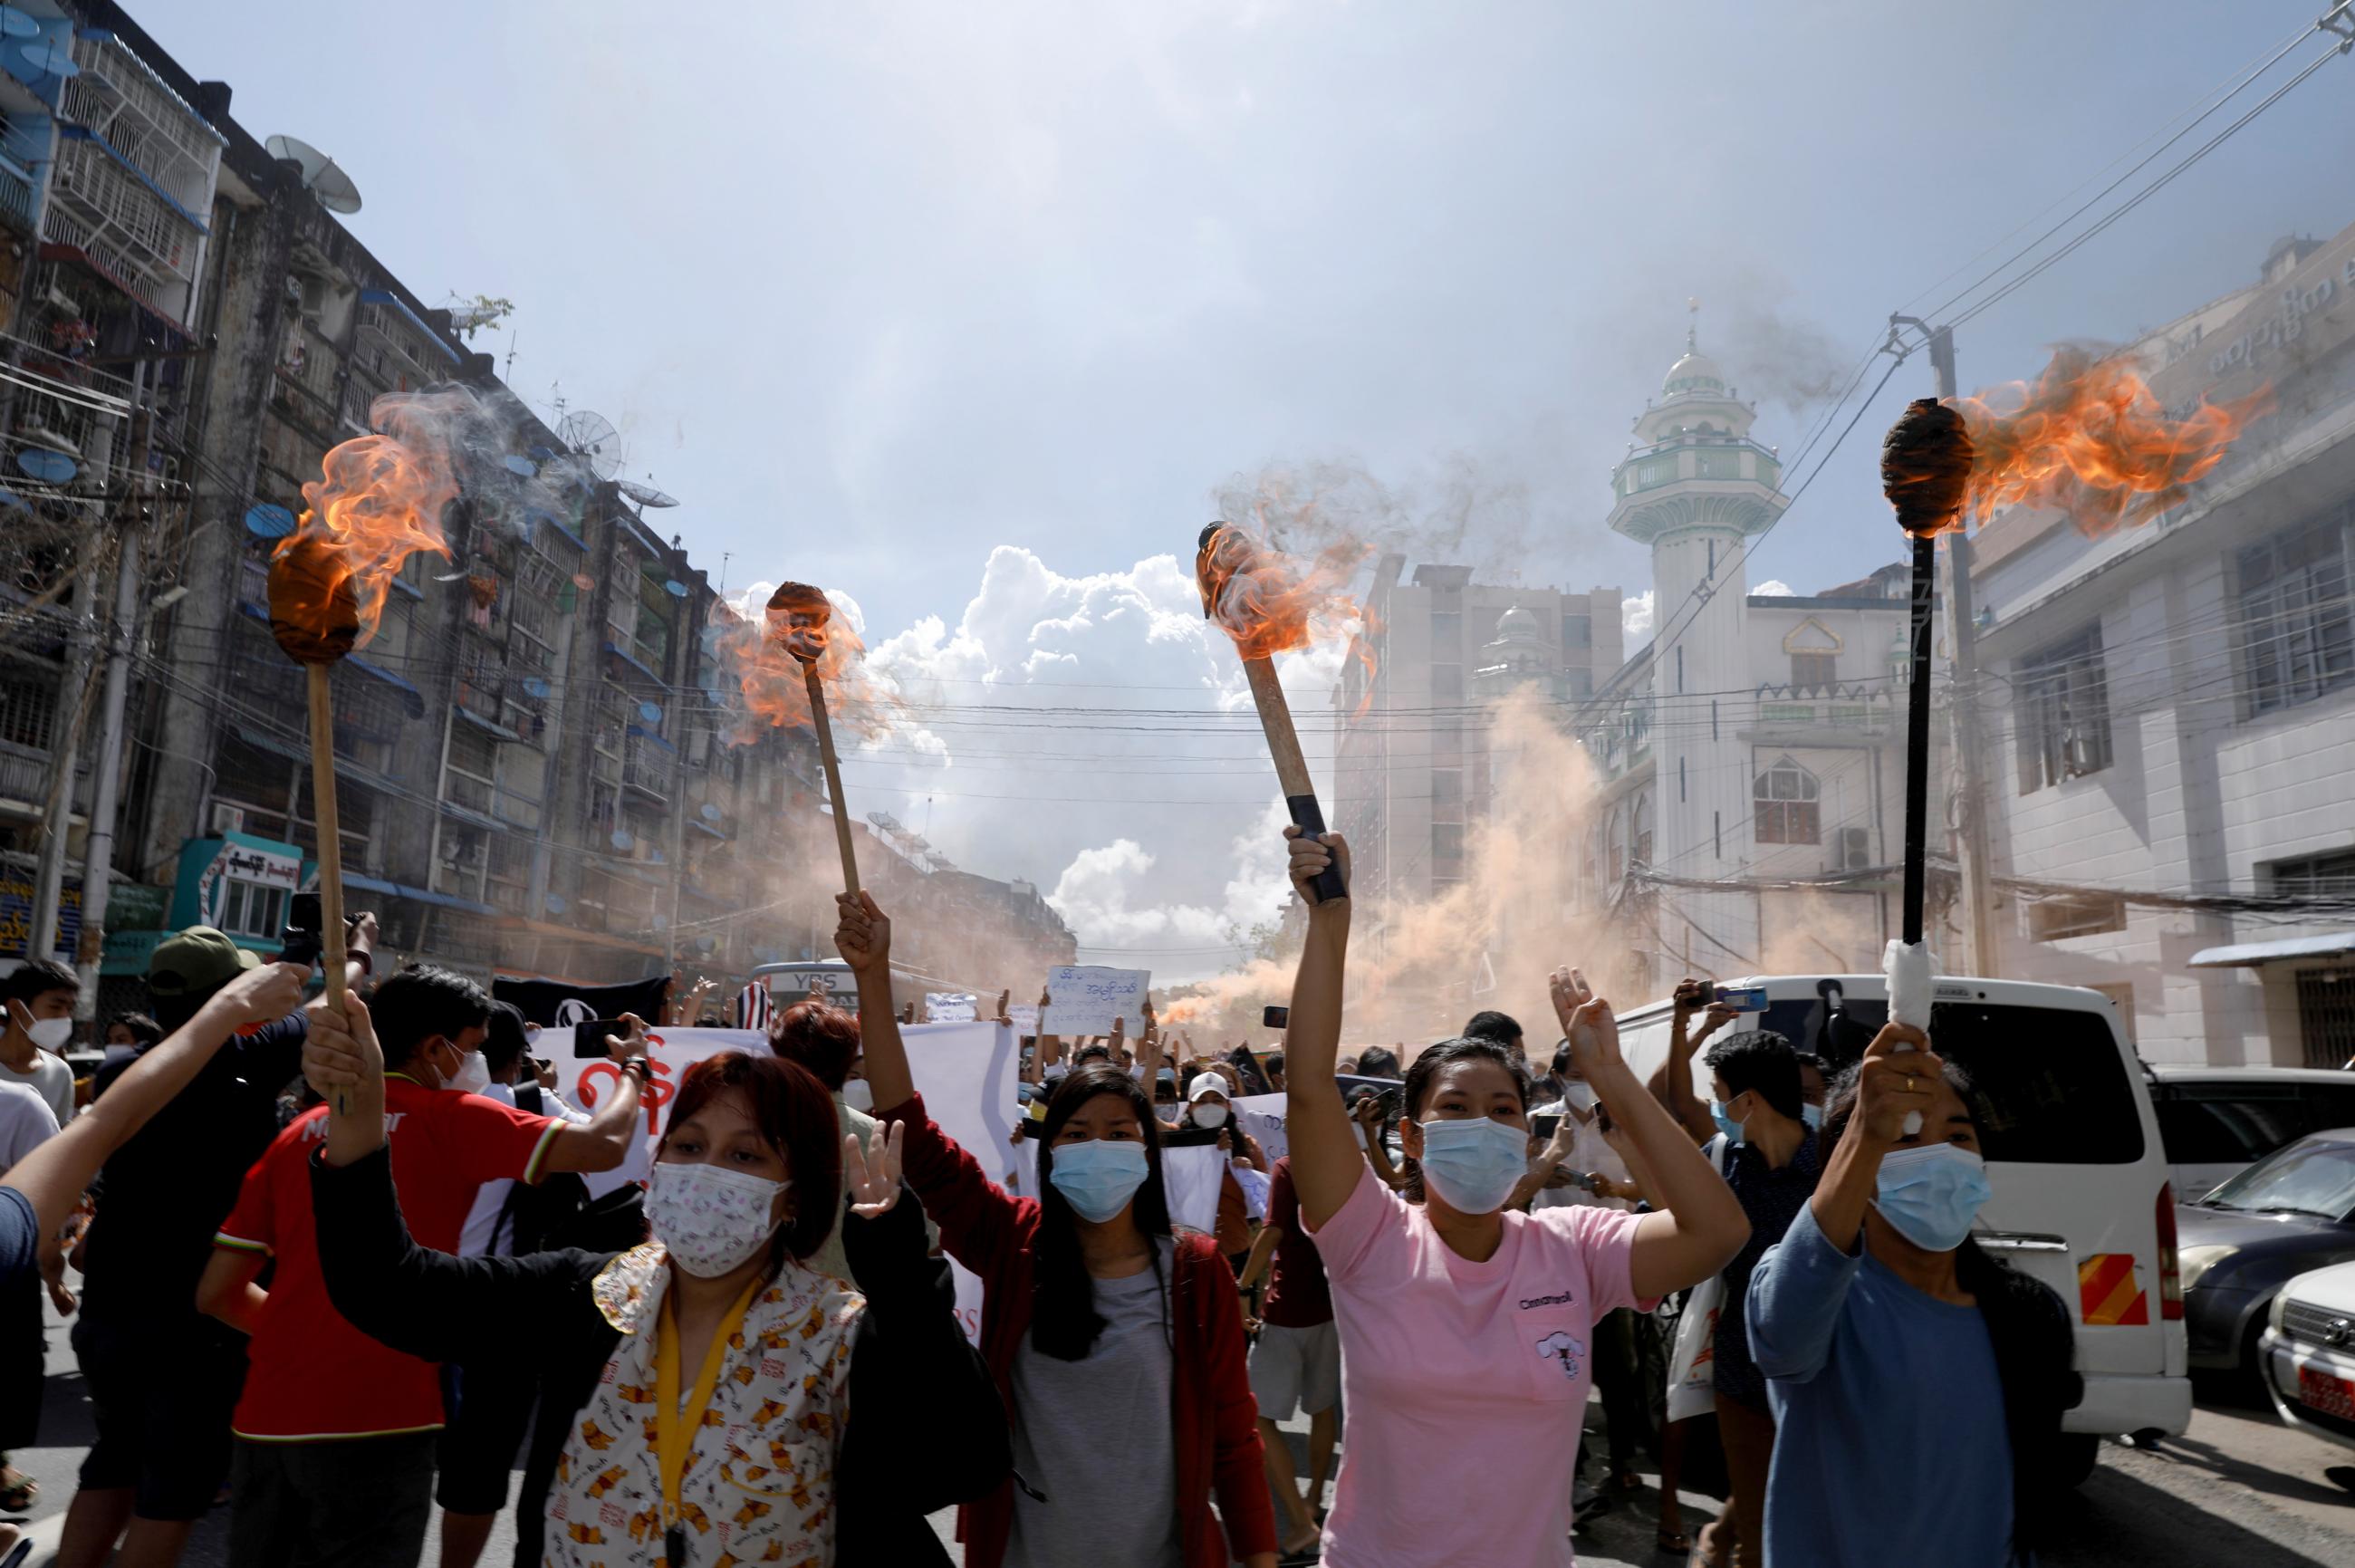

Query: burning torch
[[267, 395, 462, 1108], [768, 582, 861, 898], [1878, 344, 2261, 1040], [1197, 522, 1351, 904]]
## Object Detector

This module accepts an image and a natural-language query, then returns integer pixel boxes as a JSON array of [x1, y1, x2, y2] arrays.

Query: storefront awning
[[2189, 932, 2355, 968], [342, 871, 494, 916]]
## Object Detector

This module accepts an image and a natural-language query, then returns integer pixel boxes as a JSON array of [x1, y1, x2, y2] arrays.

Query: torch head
[[265, 534, 361, 665], [1195, 522, 1257, 620], [765, 581, 833, 666], [1879, 397, 1976, 539]]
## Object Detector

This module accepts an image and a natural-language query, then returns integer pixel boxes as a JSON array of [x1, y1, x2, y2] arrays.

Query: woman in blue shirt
[[1746, 1021, 2081, 1567]]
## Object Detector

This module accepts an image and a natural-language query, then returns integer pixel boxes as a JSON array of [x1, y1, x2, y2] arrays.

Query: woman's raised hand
[[1550, 967, 1624, 1079], [843, 1120, 906, 1218]]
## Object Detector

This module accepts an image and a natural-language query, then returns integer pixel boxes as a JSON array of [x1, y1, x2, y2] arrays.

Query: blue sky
[[149, 1, 2355, 973]]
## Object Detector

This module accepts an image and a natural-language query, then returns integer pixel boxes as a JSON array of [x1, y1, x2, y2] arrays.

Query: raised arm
[[5, 961, 303, 1246], [840, 891, 915, 1112], [1661, 979, 1715, 1143], [1280, 828, 1360, 1229], [1552, 968, 1748, 1301]]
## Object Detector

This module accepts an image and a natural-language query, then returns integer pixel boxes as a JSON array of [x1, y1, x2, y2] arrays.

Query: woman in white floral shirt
[[299, 996, 1007, 1567]]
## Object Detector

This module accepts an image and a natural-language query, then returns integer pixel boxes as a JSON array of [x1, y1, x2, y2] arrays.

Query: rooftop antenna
[[264, 134, 362, 214], [504, 328, 518, 382], [719, 551, 732, 592]]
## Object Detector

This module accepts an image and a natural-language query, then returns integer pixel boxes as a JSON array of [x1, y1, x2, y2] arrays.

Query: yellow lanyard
[[653, 1278, 761, 1539]]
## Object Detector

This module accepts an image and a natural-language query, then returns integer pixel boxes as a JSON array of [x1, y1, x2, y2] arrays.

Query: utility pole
[[29, 382, 129, 963], [1892, 317, 2002, 977], [72, 363, 154, 1013]]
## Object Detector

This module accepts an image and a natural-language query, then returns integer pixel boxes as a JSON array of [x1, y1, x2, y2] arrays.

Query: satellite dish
[[700, 803, 722, 822], [502, 455, 536, 478], [662, 579, 687, 598], [17, 448, 74, 484], [523, 677, 551, 698], [8, 38, 74, 80], [610, 829, 633, 851], [616, 479, 678, 509], [571, 572, 596, 592], [527, 443, 560, 462], [244, 503, 297, 540], [544, 893, 567, 916], [0, 8, 39, 41], [264, 134, 362, 214], [557, 409, 620, 480], [637, 700, 661, 722]]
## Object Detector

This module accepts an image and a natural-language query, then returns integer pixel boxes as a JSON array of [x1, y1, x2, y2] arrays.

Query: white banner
[[1043, 965, 1150, 1035], [1234, 1092, 1289, 1165], [1007, 1004, 1040, 1037], [925, 992, 978, 1023], [900, 1020, 1019, 1346], [1160, 1142, 1227, 1235], [563, 1026, 770, 1197]]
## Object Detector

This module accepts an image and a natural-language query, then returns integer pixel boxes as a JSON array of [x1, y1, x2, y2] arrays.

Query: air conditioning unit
[[210, 803, 245, 836], [1840, 826, 1872, 871]]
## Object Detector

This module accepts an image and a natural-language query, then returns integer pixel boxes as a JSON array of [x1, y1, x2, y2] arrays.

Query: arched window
[[1754, 755, 1821, 844]]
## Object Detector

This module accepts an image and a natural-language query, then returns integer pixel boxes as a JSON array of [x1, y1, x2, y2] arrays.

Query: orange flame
[[1195, 522, 1372, 666], [1947, 348, 2268, 537], [268, 390, 466, 661], [715, 582, 899, 744]]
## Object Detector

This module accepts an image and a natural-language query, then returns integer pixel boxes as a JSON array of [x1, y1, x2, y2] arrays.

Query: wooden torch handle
[[1242, 657, 1347, 903], [307, 665, 351, 1114], [803, 662, 862, 898]]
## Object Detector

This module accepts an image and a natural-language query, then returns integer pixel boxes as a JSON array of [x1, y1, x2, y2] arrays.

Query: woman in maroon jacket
[[838, 890, 1279, 1568]]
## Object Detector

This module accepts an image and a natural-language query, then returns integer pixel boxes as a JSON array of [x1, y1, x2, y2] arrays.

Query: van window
[[2155, 1084, 2305, 1167], [1756, 996, 2145, 1164]]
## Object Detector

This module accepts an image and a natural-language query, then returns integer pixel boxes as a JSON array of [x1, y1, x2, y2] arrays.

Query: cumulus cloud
[[1754, 579, 1794, 596], [1621, 589, 1654, 643], [837, 545, 1331, 978]]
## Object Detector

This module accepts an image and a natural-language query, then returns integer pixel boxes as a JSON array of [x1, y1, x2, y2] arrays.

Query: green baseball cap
[[147, 926, 263, 998]]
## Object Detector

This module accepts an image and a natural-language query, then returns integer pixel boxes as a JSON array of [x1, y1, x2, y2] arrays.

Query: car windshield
[[2201, 1140, 2355, 1218]]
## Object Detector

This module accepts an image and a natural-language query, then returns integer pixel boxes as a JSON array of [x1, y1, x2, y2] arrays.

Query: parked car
[[2177, 1130, 2355, 1376], [2147, 1064, 2355, 1199], [1620, 971, 2190, 1470], [2257, 1257, 2355, 1451]]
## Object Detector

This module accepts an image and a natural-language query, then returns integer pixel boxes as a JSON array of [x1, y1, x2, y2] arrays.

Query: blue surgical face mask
[[1708, 1097, 1746, 1147], [1871, 1144, 1994, 1253], [1801, 1102, 1824, 1132], [1415, 1116, 1531, 1214], [1049, 1138, 1150, 1223]]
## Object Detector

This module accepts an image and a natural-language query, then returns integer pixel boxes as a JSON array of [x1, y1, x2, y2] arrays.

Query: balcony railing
[[61, 32, 223, 216], [0, 740, 87, 814], [42, 134, 202, 326], [623, 734, 673, 805]]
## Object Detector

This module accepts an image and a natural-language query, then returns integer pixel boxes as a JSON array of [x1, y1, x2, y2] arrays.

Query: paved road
[[18, 1283, 2355, 1565]]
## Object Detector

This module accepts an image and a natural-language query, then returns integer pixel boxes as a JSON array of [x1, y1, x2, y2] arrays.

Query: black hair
[[1551, 1042, 1573, 1077], [1462, 1010, 1523, 1048], [1703, 1028, 1804, 1121], [5, 957, 79, 1011], [1820, 1060, 2081, 1558], [1073, 1042, 1112, 1065], [1031, 1063, 1174, 1361], [1355, 1045, 1402, 1079], [370, 966, 493, 1073], [1264, 1050, 1284, 1074], [481, 1001, 531, 1077], [1398, 1037, 1533, 1204], [106, 1012, 164, 1048]]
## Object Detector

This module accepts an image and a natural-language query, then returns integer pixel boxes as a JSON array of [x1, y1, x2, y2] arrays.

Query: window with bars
[[2015, 624, 2113, 792], [0, 672, 56, 748], [2238, 505, 2354, 717], [2298, 971, 2355, 1070], [1753, 755, 1820, 844], [2269, 848, 2355, 901]]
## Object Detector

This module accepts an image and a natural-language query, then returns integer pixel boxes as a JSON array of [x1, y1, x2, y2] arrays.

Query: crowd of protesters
[[0, 822, 2081, 1567]]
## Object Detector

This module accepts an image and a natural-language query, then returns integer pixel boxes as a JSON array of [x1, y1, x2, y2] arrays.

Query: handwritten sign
[[1043, 966, 1150, 1035], [1007, 1004, 1040, 1037], [925, 992, 978, 1024]]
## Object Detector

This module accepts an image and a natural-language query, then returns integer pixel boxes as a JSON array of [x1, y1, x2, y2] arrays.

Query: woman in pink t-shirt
[[1278, 829, 1751, 1568]]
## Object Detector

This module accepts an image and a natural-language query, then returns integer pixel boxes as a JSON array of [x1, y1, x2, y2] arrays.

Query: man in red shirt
[[1236, 1153, 1340, 1560], [197, 966, 648, 1568]]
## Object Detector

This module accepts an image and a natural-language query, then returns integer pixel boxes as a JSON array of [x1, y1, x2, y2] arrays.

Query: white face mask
[[25, 1015, 72, 1052], [841, 1078, 874, 1113], [443, 1047, 492, 1096], [1192, 1102, 1229, 1128], [648, 1161, 790, 1278], [1562, 1081, 1597, 1111]]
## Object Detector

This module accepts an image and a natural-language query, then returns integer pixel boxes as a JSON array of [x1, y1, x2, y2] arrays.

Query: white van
[[2145, 1064, 2355, 1201], [1617, 971, 2192, 1458]]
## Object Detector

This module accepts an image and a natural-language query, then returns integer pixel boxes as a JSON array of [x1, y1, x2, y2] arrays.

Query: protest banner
[[925, 992, 979, 1023], [1234, 1092, 1288, 1164], [1159, 1142, 1227, 1234], [1007, 1003, 1040, 1036], [1043, 965, 1150, 1035], [900, 1019, 1018, 1345], [563, 1025, 768, 1195]]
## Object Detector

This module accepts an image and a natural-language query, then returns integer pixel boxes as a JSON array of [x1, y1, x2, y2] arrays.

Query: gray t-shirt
[[0, 1049, 72, 1129], [1006, 1236, 1180, 1568]]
